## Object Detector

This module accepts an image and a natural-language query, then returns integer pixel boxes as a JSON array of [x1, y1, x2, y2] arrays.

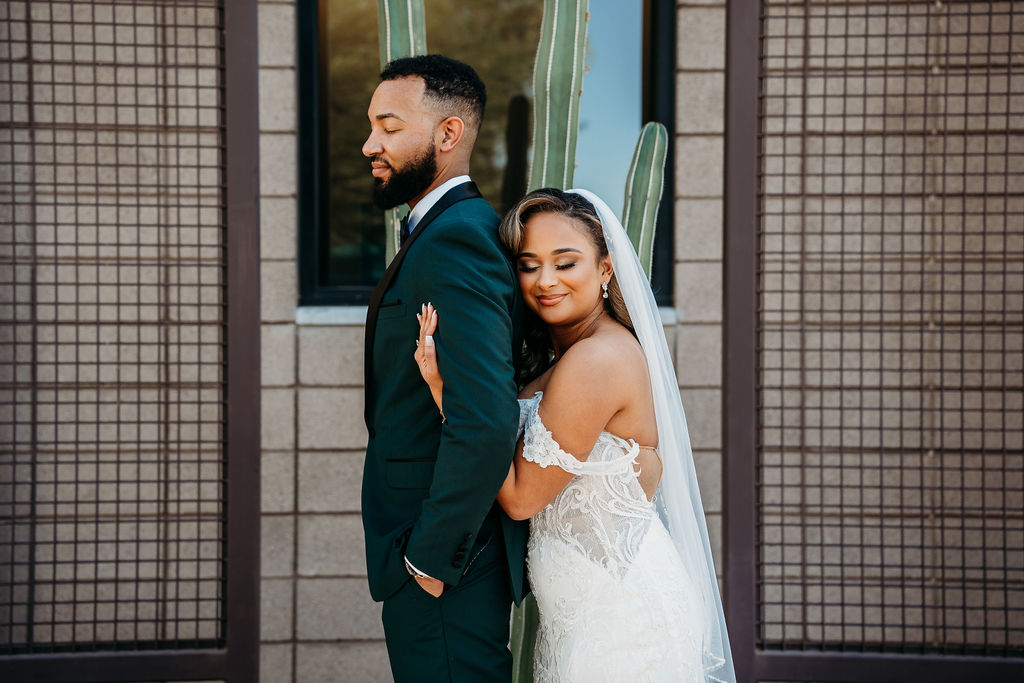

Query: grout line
[[290, 319, 300, 682]]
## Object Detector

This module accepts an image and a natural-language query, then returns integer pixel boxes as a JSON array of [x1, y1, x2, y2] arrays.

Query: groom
[[360, 55, 528, 682]]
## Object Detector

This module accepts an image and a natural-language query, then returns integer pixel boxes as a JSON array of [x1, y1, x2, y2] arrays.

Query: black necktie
[[399, 214, 411, 245]]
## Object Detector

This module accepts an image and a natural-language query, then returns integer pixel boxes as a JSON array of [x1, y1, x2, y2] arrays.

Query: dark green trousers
[[382, 529, 513, 683]]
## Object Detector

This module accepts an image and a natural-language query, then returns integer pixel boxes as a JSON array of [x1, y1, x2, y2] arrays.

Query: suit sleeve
[[402, 210, 520, 585]]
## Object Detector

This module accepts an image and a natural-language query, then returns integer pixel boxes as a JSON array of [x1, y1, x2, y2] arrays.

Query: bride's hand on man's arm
[[409, 303, 446, 598], [414, 303, 445, 419]]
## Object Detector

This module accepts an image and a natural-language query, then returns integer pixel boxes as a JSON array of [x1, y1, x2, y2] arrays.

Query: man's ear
[[437, 116, 465, 152]]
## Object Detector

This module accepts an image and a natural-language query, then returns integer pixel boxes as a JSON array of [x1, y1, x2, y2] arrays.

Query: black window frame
[[297, 0, 676, 306]]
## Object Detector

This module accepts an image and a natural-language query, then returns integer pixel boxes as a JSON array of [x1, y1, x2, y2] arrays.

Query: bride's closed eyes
[[517, 261, 578, 273], [517, 246, 585, 274]]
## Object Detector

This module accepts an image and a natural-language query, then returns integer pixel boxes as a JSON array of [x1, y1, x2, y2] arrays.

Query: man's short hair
[[380, 54, 486, 130]]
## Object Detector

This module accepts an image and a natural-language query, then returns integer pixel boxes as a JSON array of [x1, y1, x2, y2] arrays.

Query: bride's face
[[516, 211, 612, 327]]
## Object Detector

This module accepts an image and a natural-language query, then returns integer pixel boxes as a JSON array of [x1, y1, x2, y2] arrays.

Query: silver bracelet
[[404, 556, 430, 579]]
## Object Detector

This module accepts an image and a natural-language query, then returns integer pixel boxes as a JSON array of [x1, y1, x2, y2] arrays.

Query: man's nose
[[362, 132, 381, 158]]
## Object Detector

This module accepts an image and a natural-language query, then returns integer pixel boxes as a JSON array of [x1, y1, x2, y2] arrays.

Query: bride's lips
[[537, 294, 566, 306]]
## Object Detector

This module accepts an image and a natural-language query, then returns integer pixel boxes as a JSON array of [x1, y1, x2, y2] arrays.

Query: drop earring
[[601, 282, 609, 299]]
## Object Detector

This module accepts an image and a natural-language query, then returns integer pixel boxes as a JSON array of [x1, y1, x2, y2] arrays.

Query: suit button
[[451, 560, 461, 568], [464, 533, 473, 542]]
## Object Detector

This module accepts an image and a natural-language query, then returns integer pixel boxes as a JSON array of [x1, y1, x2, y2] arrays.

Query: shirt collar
[[407, 175, 472, 232]]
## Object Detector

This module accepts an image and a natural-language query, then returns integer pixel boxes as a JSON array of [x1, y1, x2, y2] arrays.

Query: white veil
[[568, 189, 736, 683]]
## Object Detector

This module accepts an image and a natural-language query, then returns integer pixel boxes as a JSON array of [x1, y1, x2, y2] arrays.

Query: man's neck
[[405, 174, 472, 230], [408, 167, 469, 210]]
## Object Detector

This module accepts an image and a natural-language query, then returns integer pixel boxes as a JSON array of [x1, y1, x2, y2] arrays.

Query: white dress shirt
[[405, 174, 472, 233]]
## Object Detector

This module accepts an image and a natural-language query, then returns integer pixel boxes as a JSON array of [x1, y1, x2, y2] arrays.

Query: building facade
[[1, 1, 1020, 682]]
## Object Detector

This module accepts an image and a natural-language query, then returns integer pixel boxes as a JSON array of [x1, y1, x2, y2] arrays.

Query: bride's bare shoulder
[[551, 326, 645, 389]]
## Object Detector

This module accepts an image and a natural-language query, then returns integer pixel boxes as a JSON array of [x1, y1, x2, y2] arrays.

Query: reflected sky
[[574, 0, 643, 220]]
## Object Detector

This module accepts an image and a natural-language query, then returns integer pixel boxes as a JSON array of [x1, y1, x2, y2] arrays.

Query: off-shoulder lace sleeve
[[521, 392, 640, 476], [521, 394, 589, 474], [516, 394, 535, 439]]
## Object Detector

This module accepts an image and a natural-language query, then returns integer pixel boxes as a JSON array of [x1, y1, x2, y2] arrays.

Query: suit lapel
[[363, 181, 483, 426]]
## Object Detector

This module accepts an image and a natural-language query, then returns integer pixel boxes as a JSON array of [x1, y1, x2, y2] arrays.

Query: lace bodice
[[517, 392, 705, 681], [517, 392, 656, 576]]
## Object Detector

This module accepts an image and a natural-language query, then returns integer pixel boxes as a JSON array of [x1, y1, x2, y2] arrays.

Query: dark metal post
[[724, 0, 761, 681], [223, 0, 261, 680]]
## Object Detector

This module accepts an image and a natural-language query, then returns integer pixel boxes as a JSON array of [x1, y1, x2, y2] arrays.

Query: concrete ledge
[[296, 306, 368, 326]]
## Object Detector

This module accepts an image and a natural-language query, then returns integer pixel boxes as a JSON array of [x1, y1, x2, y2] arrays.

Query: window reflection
[[313, 0, 652, 296], [319, 0, 384, 288], [318, 0, 544, 288]]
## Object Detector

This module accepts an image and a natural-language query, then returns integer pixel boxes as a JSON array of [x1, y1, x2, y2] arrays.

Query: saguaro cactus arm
[[376, 0, 427, 264], [527, 0, 590, 192], [378, 0, 426, 67], [621, 121, 669, 280]]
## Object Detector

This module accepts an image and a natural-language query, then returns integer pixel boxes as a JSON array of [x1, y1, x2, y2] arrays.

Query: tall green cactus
[[376, 0, 427, 265], [512, 2, 590, 681], [377, 0, 426, 67], [527, 0, 589, 191], [622, 121, 669, 279]]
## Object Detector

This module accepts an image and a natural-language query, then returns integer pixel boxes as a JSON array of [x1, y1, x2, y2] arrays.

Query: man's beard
[[371, 143, 438, 210]]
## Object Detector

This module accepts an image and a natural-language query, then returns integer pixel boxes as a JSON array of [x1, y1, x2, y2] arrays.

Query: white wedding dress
[[518, 392, 707, 682]]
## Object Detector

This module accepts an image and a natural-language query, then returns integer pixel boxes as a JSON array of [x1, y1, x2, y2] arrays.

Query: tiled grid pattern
[[0, 1, 226, 652], [757, 0, 1024, 653]]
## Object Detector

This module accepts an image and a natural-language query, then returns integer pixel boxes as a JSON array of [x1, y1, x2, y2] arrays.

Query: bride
[[413, 188, 735, 682]]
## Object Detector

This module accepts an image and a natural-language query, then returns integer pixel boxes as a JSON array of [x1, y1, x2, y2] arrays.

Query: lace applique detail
[[517, 395, 532, 439], [517, 392, 655, 577]]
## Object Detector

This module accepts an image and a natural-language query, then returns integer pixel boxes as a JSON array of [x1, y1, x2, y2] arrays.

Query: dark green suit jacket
[[362, 182, 528, 604]]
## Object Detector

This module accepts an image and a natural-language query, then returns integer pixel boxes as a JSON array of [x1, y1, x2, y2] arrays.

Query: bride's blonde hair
[[499, 188, 634, 385]]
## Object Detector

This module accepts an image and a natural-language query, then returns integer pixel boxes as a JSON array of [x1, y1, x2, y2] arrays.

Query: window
[[298, 0, 675, 305]]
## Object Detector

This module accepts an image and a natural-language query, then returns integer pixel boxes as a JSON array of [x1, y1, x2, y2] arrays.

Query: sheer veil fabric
[[567, 189, 736, 683]]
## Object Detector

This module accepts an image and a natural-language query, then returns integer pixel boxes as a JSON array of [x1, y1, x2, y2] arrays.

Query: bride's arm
[[496, 338, 625, 520]]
